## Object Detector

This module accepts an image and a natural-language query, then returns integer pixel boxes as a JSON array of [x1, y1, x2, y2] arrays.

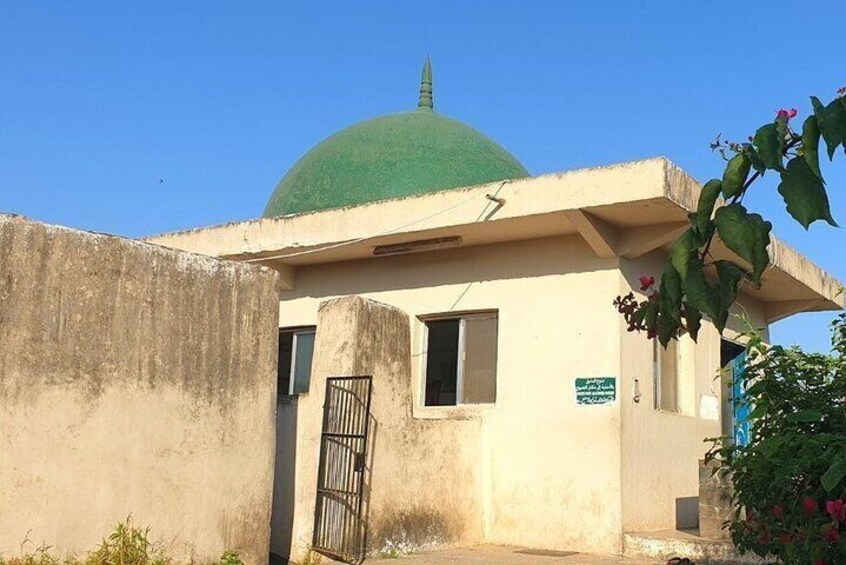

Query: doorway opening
[[720, 339, 747, 445]]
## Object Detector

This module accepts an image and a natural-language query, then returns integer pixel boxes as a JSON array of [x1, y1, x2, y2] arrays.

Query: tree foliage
[[615, 89, 846, 346], [704, 315, 846, 564]]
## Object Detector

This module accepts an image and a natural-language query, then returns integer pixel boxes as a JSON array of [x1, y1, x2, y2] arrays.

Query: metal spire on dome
[[417, 56, 433, 111]]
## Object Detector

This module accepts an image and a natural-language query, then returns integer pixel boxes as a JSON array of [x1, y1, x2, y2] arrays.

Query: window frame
[[653, 338, 679, 413], [420, 310, 498, 407], [653, 332, 696, 415], [278, 326, 316, 398]]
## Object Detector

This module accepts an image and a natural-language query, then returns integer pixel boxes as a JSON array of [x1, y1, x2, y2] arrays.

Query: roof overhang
[[145, 157, 844, 322]]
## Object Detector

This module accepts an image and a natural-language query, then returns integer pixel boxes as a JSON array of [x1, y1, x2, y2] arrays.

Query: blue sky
[[2, 1, 845, 352]]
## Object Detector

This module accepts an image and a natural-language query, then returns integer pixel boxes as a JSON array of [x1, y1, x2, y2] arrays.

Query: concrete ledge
[[623, 531, 764, 564]]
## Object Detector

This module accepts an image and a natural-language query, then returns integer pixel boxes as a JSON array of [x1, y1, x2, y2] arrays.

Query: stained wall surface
[[273, 235, 773, 557], [0, 215, 280, 565], [275, 235, 625, 556], [274, 295, 484, 561]]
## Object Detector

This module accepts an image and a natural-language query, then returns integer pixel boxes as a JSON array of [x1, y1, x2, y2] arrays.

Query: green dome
[[263, 60, 529, 217]]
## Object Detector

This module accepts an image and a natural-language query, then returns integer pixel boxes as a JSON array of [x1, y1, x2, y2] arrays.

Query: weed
[[0, 519, 243, 565], [0, 538, 60, 565], [86, 516, 167, 565], [292, 548, 322, 565], [377, 547, 401, 559], [211, 551, 242, 565]]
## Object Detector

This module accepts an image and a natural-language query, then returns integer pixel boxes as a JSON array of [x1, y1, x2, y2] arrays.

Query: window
[[423, 313, 498, 406], [654, 334, 695, 414], [278, 327, 316, 398]]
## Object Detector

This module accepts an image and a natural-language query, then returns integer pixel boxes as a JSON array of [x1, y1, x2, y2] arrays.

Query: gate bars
[[312, 376, 373, 563]]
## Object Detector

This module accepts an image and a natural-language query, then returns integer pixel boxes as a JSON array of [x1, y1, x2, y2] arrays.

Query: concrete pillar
[[285, 295, 414, 560], [283, 295, 483, 562]]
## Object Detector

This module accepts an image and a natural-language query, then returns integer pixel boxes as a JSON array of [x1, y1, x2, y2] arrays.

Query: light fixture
[[373, 236, 462, 256]]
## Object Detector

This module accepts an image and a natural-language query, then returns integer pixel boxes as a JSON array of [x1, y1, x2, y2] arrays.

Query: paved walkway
[[328, 545, 662, 564]]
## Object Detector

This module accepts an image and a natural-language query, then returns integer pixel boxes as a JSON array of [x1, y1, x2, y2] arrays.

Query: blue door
[[732, 351, 750, 446]]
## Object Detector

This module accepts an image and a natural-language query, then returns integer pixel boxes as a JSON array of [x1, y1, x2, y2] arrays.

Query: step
[[623, 530, 765, 564]]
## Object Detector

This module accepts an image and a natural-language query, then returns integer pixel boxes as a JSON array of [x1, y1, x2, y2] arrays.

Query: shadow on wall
[[273, 383, 379, 563], [362, 414, 378, 557], [675, 496, 699, 530], [270, 398, 298, 561], [286, 234, 616, 302]]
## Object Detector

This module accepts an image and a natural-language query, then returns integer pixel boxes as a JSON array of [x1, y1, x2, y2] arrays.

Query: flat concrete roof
[[145, 157, 844, 322]]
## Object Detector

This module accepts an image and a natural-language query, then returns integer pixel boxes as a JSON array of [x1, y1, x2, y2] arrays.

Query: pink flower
[[826, 499, 846, 521], [803, 496, 818, 516], [823, 524, 840, 544], [776, 108, 798, 120], [773, 505, 784, 520], [778, 532, 792, 544], [638, 275, 655, 291]]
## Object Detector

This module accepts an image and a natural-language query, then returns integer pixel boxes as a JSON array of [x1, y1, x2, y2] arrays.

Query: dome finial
[[417, 55, 433, 111]]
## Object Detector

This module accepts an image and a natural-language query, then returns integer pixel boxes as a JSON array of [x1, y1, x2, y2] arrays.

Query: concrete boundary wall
[[0, 215, 280, 564]]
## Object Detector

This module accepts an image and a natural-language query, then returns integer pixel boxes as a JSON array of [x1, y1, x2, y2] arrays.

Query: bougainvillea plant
[[615, 87, 846, 346], [704, 314, 846, 564]]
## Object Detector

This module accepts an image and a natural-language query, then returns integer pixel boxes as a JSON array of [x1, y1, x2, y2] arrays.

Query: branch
[[698, 137, 802, 262]]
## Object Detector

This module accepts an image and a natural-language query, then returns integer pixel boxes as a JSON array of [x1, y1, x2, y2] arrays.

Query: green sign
[[575, 377, 616, 405]]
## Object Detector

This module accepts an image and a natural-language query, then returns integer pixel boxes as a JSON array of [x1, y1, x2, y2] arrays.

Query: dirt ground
[[324, 545, 661, 564]]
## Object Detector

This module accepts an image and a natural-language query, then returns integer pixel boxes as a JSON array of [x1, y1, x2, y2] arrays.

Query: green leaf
[[784, 409, 822, 423], [656, 310, 679, 347], [811, 96, 846, 159], [660, 263, 683, 320], [689, 180, 722, 241], [753, 122, 785, 172], [683, 303, 702, 341], [822, 457, 846, 492], [744, 144, 766, 175], [743, 380, 767, 396], [801, 115, 823, 181], [670, 230, 697, 281], [657, 263, 683, 346], [778, 157, 837, 229], [715, 261, 745, 330], [683, 257, 720, 320], [776, 114, 789, 152], [756, 435, 786, 454], [721, 153, 752, 198], [714, 204, 772, 284], [642, 299, 659, 331], [746, 403, 767, 422]]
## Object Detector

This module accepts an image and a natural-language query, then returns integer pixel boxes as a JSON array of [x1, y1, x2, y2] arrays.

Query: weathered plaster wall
[[279, 295, 483, 560], [0, 215, 280, 564], [277, 235, 624, 555], [618, 251, 769, 534]]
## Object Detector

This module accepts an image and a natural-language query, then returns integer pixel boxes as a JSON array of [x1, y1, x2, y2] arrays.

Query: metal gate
[[312, 376, 373, 563]]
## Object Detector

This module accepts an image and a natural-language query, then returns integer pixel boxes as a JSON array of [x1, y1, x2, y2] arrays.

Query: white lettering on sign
[[575, 377, 617, 405]]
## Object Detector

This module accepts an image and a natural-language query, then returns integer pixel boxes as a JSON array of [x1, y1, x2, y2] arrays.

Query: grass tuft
[[0, 518, 242, 565]]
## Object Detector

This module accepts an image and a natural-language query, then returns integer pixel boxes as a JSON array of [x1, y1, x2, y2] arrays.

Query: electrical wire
[[243, 181, 508, 263]]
